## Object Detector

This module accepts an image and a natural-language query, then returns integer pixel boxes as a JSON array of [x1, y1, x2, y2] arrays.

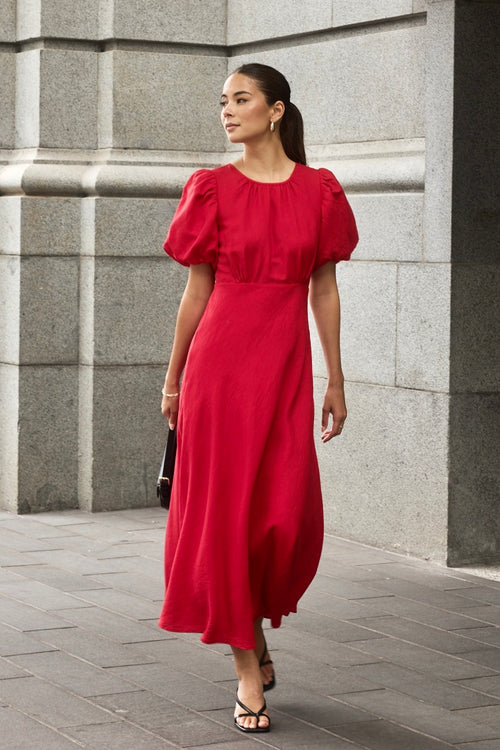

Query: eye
[[236, 98, 247, 104], [219, 100, 227, 108]]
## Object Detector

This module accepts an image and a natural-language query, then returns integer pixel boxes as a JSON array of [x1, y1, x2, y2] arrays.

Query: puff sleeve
[[163, 169, 218, 268], [315, 168, 358, 269]]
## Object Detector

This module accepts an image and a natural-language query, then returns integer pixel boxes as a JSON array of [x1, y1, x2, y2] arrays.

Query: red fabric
[[158, 163, 358, 649]]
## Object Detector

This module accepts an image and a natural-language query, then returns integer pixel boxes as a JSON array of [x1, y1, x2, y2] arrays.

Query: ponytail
[[280, 102, 306, 166], [232, 63, 307, 165]]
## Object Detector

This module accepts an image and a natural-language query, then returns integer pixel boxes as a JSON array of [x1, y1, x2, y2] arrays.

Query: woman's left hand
[[321, 384, 347, 442]]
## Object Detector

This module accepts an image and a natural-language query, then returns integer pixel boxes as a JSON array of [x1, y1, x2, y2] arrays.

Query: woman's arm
[[162, 263, 215, 428], [309, 261, 347, 443]]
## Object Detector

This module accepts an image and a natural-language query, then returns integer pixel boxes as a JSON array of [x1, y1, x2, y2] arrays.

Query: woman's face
[[220, 73, 276, 144]]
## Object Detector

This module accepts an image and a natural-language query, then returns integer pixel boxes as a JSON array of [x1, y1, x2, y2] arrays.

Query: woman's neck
[[235, 142, 295, 183]]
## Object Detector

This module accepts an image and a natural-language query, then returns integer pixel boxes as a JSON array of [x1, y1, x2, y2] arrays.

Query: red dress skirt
[[158, 163, 357, 649]]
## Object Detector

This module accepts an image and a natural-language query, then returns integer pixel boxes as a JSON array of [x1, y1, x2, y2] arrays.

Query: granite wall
[[1, 0, 498, 564]]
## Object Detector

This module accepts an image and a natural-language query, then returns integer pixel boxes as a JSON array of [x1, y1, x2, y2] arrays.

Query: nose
[[221, 101, 233, 117]]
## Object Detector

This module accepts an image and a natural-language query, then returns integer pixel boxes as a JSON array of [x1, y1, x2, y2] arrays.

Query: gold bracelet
[[162, 389, 179, 398]]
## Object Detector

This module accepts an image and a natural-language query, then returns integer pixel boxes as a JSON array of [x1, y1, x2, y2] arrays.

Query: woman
[[158, 63, 358, 733]]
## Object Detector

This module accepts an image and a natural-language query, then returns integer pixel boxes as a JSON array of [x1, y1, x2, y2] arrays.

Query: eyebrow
[[220, 90, 252, 98]]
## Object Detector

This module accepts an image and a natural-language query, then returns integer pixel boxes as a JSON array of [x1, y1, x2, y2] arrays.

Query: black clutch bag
[[156, 427, 177, 509]]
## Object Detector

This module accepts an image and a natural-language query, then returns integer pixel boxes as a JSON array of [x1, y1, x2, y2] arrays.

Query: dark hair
[[232, 63, 307, 166]]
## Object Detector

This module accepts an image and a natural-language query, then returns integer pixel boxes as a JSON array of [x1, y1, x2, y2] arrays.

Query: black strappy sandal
[[234, 694, 271, 733], [259, 642, 276, 692]]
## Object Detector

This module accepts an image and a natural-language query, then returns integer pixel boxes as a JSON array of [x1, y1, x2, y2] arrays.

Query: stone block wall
[[1, 0, 498, 564]]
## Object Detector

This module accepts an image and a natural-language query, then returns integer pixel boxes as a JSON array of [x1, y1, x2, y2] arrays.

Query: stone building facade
[[0, 1, 498, 565]]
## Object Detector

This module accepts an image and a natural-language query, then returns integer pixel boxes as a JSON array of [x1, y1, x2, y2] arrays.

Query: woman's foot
[[231, 643, 271, 732], [234, 686, 270, 732]]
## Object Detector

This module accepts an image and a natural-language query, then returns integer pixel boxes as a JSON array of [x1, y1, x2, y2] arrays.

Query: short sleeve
[[315, 168, 358, 269], [163, 169, 218, 268]]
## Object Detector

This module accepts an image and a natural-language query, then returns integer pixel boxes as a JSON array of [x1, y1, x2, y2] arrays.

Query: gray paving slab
[[1, 507, 500, 750], [453, 626, 500, 646], [300, 585, 389, 619], [0, 675, 115, 728], [347, 636, 499, 680], [457, 675, 500, 698], [10, 564, 109, 592], [109, 663, 234, 711], [0, 706, 82, 750], [331, 689, 500, 743], [51, 605, 172, 643], [72, 587, 162, 618], [333, 718, 456, 750], [23, 548, 127, 575], [90, 571, 164, 600], [0, 578, 89, 611], [0, 595, 77, 631], [0, 623, 57, 657], [287, 609, 385, 642], [30, 625, 157, 667], [455, 605, 500, 626], [204, 705, 367, 750], [9, 650, 139, 697], [352, 593, 496, 631], [352, 614, 485, 654], [0, 658, 29, 679], [345, 661, 500, 709], [95, 690, 242, 747], [63, 720, 174, 748], [131, 637, 237, 682]]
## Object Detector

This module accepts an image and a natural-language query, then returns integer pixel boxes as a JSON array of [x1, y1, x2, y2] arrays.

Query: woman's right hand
[[161, 389, 180, 430]]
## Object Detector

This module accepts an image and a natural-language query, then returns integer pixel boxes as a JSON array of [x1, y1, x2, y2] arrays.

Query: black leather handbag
[[156, 427, 177, 509]]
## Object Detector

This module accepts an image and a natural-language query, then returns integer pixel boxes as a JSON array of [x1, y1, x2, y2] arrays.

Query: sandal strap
[[235, 696, 268, 719], [259, 640, 273, 667]]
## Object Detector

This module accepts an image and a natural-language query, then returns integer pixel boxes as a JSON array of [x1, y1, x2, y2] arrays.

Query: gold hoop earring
[[270, 121, 275, 132]]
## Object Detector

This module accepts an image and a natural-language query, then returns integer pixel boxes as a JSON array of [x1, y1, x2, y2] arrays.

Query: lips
[[225, 123, 238, 131]]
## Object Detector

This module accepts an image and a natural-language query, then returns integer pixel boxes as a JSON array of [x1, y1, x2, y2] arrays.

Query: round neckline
[[228, 162, 298, 185]]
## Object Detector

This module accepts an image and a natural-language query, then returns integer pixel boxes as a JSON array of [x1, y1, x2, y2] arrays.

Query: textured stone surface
[[448, 393, 500, 566], [452, 2, 499, 265], [423, 0, 454, 263], [102, 51, 226, 151], [450, 264, 499, 393], [348, 193, 424, 262], [230, 24, 426, 145], [16, 0, 99, 40], [333, 0, 414, 26], [227, 0, 331, 45], [17, 197, 81, 257], [19, 257, 79, 365], [92, 257, 184, 365], [17, 365, 79, 513], [0, 0, 16, 41], [0, 364, 18, 512], [109, 0, 227, 44], [15, 50, 40, 148], [0, 255, 20, 364], [0, 53, 15, 148], [38, 50, 98, 149], [396, 263, 451, 391], [313, 261, 398, 386], [317, 380, 449, 561], [88, 365, 168, 510], [93, 197, 177, 257]]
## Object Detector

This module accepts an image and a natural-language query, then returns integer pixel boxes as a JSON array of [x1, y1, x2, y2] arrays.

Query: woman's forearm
[[309, 263, 344, 386], [164, 264, 214, 389]]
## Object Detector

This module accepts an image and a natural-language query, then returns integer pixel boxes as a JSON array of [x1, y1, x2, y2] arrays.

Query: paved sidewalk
[[1, 508, 500, 749]]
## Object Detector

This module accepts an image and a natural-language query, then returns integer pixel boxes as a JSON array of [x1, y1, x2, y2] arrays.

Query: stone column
[[0, 0, 226, 512]]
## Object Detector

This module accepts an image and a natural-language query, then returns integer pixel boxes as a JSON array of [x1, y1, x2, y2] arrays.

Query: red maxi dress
[[158, 163, 358, 649]]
